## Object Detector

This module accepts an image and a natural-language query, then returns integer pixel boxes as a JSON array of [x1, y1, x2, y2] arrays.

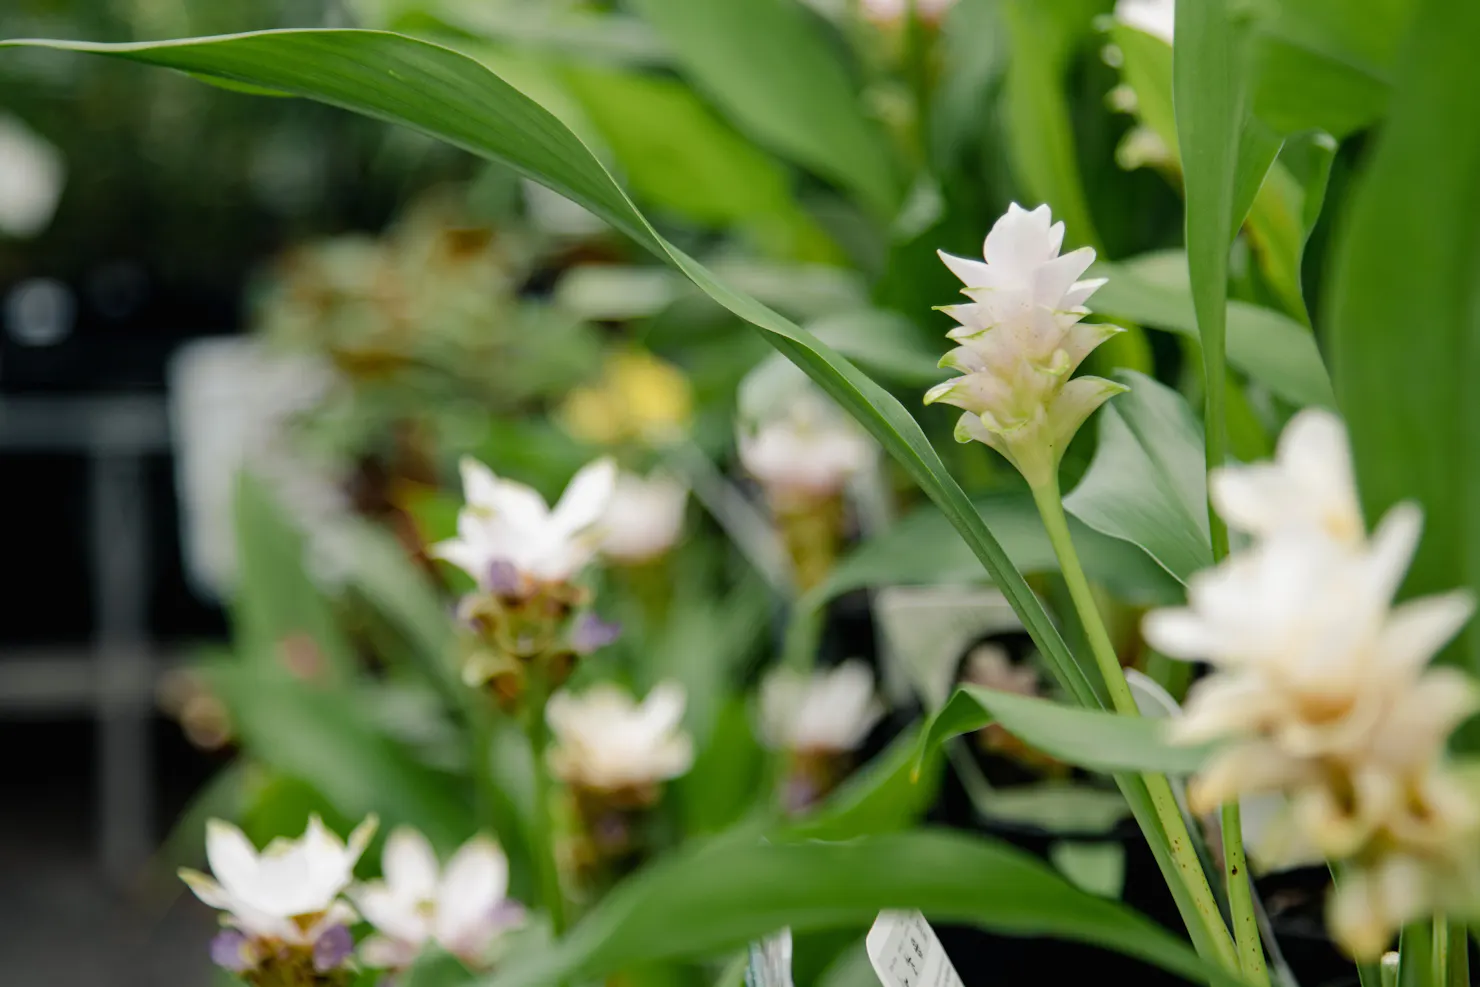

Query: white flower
[[546, 681, 695, 792], [926, 203, 1126, 486], [433, 456, 616, 589], [858, 0, 958, 24], [352, 828, 523, 970], [1114, 0, 1175, 44], [1210, 408, 1365, 546], [1142, 410, 1480, 959], [0, 114, 65, 238], [599, 470, 688, 565], [737, 392, 874, 503], [760, 660, 885, 754], [180, 815, 376, 944]]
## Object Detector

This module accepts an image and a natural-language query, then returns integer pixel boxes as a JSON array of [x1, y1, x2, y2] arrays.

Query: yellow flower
[[558, 350, 692, 448]]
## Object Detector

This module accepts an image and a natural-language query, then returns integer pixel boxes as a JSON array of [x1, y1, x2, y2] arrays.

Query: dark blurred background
[[1, 3, 481, 980]]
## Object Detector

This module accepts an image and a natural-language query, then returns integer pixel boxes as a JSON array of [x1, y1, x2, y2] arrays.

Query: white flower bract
[[760, 660, 885, 755], [546, 681, 695, 792], [926, 203, 1126, 486], [1141, 409, 1480, 959], [180, 814, 377, 945], [599, 469, 688, 565], [352, 828, 523, 970], [1114, 0, 1175, 44], [737, 384, 874, 503], [433, 456, 616, 588]]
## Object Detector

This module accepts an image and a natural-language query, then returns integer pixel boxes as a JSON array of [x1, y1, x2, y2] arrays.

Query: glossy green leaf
[[917, 685, 1213, 777], [1000, 0, 1104, 249], [1091, 252, 1333, 408], [480, 830, 1236, 987], [625, 0, 897, 214], [231, 472, 357, 683], [1326, 0, 1480, 681], [805, 309, 948, 387], [205, 663, 473, 851], [811, 492, 1183, 608], [0, 28, 1101, 708], [1064, 371, 1212, 583]]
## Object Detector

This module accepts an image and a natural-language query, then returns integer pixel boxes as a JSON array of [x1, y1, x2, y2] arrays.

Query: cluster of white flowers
[[434, 456, 616, 591], [1143, 410, 1480, 959], [546, 681, 695, 796], [925, 203, 1126, 487], [183, 816, 524, 979]]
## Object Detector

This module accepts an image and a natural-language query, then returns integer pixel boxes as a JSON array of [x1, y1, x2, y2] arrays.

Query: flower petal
[[204, 819, 260, 901], [383, 826, 439, 900]]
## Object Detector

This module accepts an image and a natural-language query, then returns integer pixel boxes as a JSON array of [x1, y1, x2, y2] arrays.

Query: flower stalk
[[522, 667, 567, 936]]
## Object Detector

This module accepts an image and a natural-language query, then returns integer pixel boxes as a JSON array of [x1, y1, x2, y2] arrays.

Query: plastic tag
[[865, 911, 964, 987]]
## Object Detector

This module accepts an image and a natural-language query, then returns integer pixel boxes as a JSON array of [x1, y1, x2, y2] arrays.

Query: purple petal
[[571, 613, 622, 654], [210, 929, 255, 973], [313, 925, 355, 973], [486, 899, 528, 932], [485, 559, 522, 596]]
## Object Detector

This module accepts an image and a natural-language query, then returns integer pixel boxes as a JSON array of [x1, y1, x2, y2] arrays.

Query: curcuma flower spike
[[180, 814, 377, 982], [351, 828, 525, 973], [926, 203, 1127, 487], [1142, 409, 1480, 960]]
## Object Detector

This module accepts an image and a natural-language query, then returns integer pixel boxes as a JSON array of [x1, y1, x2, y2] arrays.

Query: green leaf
[[974, 783, 1131, 835], [776, 727, 945, 843], [1326, 0, 1480, 682], [0, 29, 1096, 708], [401, 948, 476, 987], [805, 309, 949, 387], [1051, 841, 1127, 899], [1250, 0, 1415, 139], [917, 685, 1212, 777], [1091, 252, 1334, 408], [480, 830, 1236, 987], [625, 0, 898, 215], [1175, 0, 1283, 559], [1000, 0, 1105, 249], [231, 472, 357, 683], [811, 492, 1183, 608], [206, 662, 473, 851], [1064, 371, 1212, 583], [560, 64, 833, 260]]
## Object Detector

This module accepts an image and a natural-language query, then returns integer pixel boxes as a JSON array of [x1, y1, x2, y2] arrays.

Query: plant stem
[[523, 670, 567, 935], [1030, 476, 1237, 971], [1445, 920, 1467, 987], [1220, 802, 1270, 983]]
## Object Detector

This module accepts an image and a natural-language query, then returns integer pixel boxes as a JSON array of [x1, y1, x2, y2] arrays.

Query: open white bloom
[[1210, 408, 1365, 546], [1114, 0, 1175, 44], [546, 681, 694, 793], [181, 815, 376, 947], [738, 394, 874, 503], [599, 470, 688, 565], [1142, 411, 1480, 959], [760, 660, 885, 754], [926, 203, 1126, 486], [353, 828, 523, 971], [433, 456, 616, 590]]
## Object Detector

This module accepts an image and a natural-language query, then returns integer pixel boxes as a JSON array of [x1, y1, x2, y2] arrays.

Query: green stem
[[1030, 477, 1238, 971], [1220, 802, 1270, 983], [1433, 919, 1448, 987], [1398, 922, 1435, 987], [523, 671, 567, 935], [1445, 920, 1467, 987]]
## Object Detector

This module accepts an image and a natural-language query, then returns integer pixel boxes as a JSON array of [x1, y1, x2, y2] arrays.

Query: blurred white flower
[[434, 456, 616, 589], [1142, 411, 1480, 959], [736, 357, 873, 504], [0, 114, 65, 238], [760, 660, 885, 754], [180, 814, 376, 971], [1210, 408, 1365, 547], [858, 0, 958, 24], [1114, 0, 1175, 44], [600, 470, 688, 565], [926, 203, 1125, 486], [546, 681, 695, 793], [353, 828, 524, 971]]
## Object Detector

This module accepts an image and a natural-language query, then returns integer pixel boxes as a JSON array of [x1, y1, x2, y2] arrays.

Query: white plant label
[[865, 911, 964, 987]]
